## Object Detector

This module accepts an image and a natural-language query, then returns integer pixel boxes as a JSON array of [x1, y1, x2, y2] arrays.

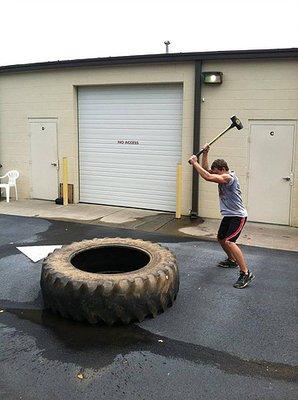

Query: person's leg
[[218, 238, 236, 261], [220, 217, 255, 288], [224, 239, 255, 288], [225, 241, 248, 274], [223, 217, 249, 273], [217, 217, 237, 266]]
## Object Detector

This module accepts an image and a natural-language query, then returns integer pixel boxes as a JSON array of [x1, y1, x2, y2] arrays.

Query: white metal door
[[78, 84, 183, 211], [29, 119, 59, 200], [247, 121, 294, 224]]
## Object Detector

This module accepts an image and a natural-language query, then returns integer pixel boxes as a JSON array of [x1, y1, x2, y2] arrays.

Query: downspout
[[190, 60, 202, 219]]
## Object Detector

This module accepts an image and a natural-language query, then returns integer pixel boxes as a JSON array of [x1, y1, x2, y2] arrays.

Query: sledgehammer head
[[230, 115, 243, 130]]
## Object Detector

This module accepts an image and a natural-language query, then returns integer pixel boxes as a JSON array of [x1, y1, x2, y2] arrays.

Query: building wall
[[0, 63, 195, 214], [199, 59, 298, 226], [0, 58, 297, 226]]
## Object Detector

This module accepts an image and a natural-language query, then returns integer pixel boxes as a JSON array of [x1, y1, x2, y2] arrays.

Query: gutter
[[190, 61, 202, 219]]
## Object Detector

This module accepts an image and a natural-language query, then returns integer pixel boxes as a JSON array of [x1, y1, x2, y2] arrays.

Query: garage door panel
[[79, 89, 180, 101], [80, 180, 176, 194], [81, 186, 175, 198], [81, 160, 178, 170], [80, 142, 181, 149], [78, 84, 183, 211], [80, 193, 176, 210], [79, 190, 175, 209], [80, 175, 176, 186], [80, 187, 176, 207], [80, 121, 182, 128], [80, 136, 181, 143], [80, 169, 174, 180], [79, 104, 182, 112], [80, 150, 180, 158], [80, 154, 179, 163], [80, 155, 180, 166]]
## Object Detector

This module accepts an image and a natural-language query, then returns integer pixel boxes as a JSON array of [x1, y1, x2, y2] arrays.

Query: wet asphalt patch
[[1, 307, 297, 383]]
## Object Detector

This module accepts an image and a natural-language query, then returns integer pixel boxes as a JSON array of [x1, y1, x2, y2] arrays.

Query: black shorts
[[217, 216, 247, 243]]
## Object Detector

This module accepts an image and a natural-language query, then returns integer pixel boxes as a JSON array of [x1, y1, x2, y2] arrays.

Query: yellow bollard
[[62, 157, 69, 206], [176, 163, 182, 219]]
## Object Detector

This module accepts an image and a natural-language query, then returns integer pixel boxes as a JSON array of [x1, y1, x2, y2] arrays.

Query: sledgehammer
[[188, 115, 243, 163]]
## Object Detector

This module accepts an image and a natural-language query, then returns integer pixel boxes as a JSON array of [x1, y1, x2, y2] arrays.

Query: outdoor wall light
[[202, 71, 223, 84]]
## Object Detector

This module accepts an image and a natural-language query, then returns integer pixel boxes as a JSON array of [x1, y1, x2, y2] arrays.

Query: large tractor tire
[[40, 238, 179, 325]]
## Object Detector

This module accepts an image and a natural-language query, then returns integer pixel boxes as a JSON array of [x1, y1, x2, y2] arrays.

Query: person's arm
[[188, 155, 231, 184], [201, 143, 210, 171]]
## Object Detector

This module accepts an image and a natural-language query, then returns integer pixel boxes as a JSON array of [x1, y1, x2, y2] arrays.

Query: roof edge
[[1, 48, 298, 74]]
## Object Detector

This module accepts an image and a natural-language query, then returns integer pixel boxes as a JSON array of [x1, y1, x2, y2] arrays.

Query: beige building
[[0, 48, 297, 226]]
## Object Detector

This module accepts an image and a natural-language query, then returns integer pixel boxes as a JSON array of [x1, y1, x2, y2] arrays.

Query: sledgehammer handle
[[189, 126, 232, 163]]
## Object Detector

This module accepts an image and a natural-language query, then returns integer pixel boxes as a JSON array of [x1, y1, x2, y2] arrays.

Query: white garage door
[[78, 84, 183, 211]]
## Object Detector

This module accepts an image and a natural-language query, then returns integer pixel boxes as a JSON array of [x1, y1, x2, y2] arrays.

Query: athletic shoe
[[233, 271, 255, 289], [217, 258, 238, 268]]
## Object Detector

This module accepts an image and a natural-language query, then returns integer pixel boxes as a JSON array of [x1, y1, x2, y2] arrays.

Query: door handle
[[51, 161, 59, 169], [282, 173, 294, 185]]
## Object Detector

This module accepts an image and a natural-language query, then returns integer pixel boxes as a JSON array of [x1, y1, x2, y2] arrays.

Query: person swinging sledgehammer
[[189, 144, 255, 289]]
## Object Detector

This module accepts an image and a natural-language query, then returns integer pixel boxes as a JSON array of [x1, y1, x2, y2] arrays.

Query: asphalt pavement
[[0, 214, 297, 400]]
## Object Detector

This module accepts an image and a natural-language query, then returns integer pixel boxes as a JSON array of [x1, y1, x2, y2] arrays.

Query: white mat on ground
[[17, 245, 62, 262]]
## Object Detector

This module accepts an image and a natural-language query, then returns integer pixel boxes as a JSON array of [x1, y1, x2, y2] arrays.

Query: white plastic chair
[[0, 170, 19, 203]]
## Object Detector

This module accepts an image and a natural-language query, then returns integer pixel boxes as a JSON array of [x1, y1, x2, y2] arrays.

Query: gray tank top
[[218, 171, 248, 217]]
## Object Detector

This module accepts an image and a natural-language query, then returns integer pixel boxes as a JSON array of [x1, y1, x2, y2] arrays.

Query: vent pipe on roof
[[164, 41, 171, 53]]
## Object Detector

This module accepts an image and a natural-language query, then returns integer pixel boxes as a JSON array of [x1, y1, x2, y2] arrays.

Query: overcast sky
[[1, 0, 297, 66]]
